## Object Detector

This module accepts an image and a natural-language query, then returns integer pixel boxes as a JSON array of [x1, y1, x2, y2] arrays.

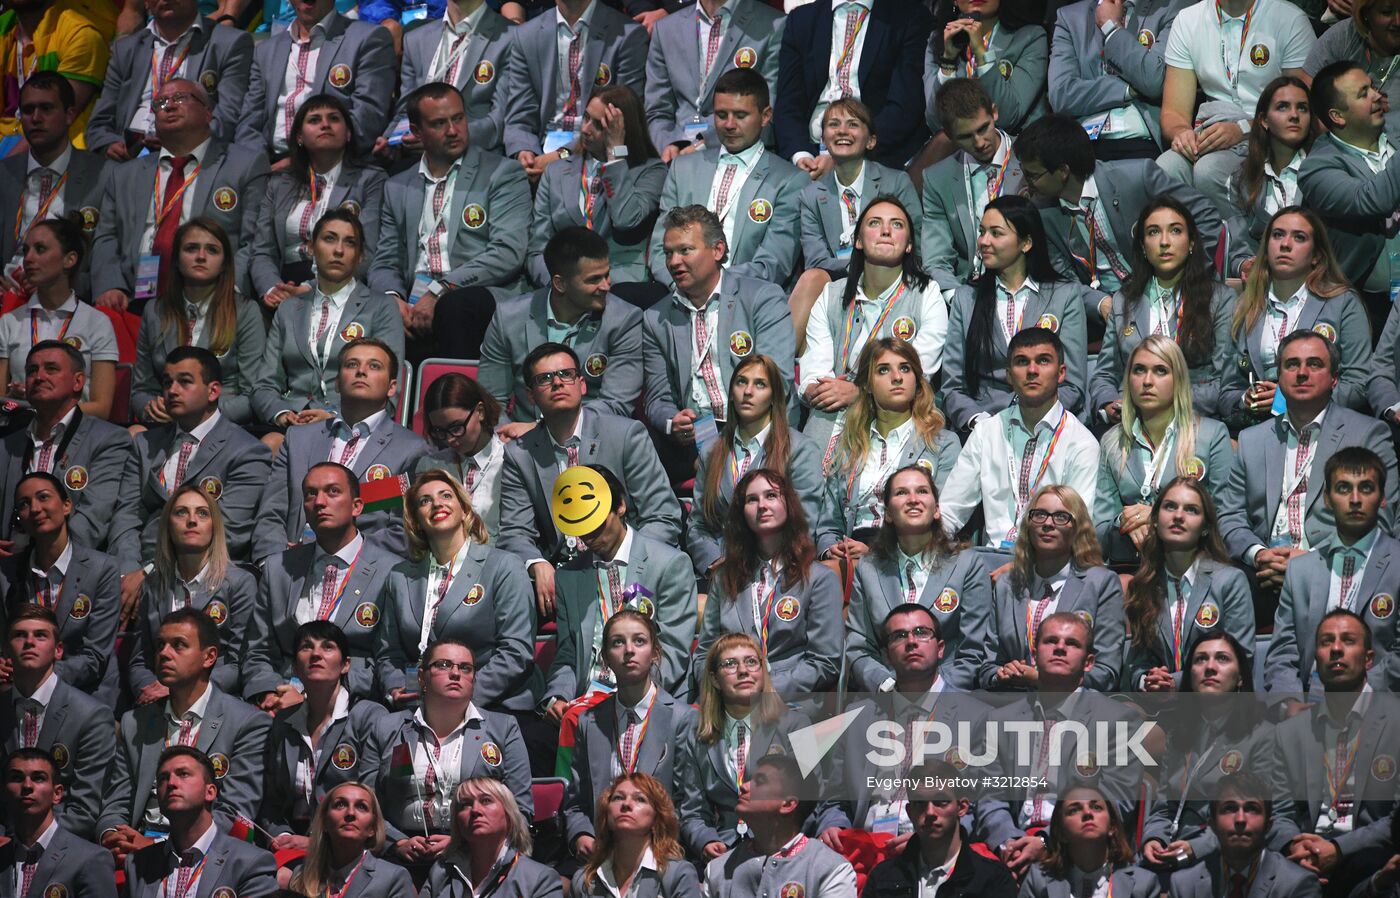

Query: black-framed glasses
[[427, 659, 476, 675], [718, 656, 762, 673], [427, 406, 476, 442], [1027, 509, 1074, 526], [886, 626, 937, 647], [528, 368, 580, 389]]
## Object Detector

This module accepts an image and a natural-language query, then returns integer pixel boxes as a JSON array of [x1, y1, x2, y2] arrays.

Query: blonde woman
[[572, 773, 700, 898], [421, 778, 561, 898], [1094, 337, 1234, 565], [980, 485, 1126, 691], [289, 782, 415, 898]]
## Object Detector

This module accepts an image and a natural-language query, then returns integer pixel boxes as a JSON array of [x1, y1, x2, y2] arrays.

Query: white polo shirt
[[1163, 0, 1314, 110]]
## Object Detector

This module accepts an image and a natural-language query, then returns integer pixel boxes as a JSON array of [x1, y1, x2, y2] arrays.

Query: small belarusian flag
[[390, 741, 414, 779], [361, 473, 409, 515], [230, 814, 258, 844]]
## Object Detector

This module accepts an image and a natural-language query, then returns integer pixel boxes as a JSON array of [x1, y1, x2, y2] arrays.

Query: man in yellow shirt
[[0, 0, 109, 151]]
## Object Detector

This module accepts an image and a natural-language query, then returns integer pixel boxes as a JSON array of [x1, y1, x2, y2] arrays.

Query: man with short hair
[[480, 227, 644, 424], [1, 749, 116, 898], [243, 462, 395, 707], [253, 339, 429, 563], [649, 69, 805, 287]]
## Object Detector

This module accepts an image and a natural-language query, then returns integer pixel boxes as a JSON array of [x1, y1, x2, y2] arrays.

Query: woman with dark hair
[[250, 94, 386, 307], [132, 218, 267, 425], [689, 355, 823, 578], [287, 782, 414, 898], [412, 372, 506, 539], [846, 464, 992, 691], [940, 194, 1088, 431], [419, 778, 560, 898], [1090, 198, 1236, 420], [0, 214, 116, 418], [527, 85, 665, 304], [1232, 77, 1314, 240], [1138, 631, 1276, 867], [981, 485, 1126, 691], [695, 469, 843, 697], [1021, 783, 1157, 898], [1123, 477, 1255, 691], [1220, 206, 1372, 417], [572, 773, 700, 897]]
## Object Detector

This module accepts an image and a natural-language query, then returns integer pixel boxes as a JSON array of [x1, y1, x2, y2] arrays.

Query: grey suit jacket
[[111, 413, 272, 567], [127, 564, 258, 695], [527, 154, 665, 286], [640, 274, 795, 430], [389, 7, 516, 153], [251, 415, 429, 561], [649, 145, 805, 286], [236, 12, 396, 156], [367, 145, 532, 296], [249, 282, 405, 424], [563, 687, 697, 842], [124, 832, 275, 898], [496, 407, 681, 563], [1023, 865, 1159, 898], [643, 0, 785, 150], [501, 2, 648, 158], [847, 548, 992, 691], [1121, 558, 1256, 689], [1168, 850, 1321, 898], [1217, 405, 1399, 562], [1368, 297, 1400, 415], [571, 861, 698, 898], [85, 19, 253, 151], [248, 163, 386, 298], [0, 677, 117, 840], [940, 279, 1090, 429], [1266, 533, 1400, 694], [924, 24, 1048, 136], [980, 564, 1127, 691], [88, 140, 271, 298], [0, 149, 109, 266], [423, 853, 561, 898], [693, 562, 843, 696], [376, 544, 539, 711], [1299, 131, 1400, 290], [478, 288, 644, 422], [242, 536, 396, 700], [919, 142, 1026, 289], [0, 825, 116, 898], [547, 532, 695, 701], [99, 684, 272, 833], [0, 410, 135, 553], [260, 697, 385, 835], [799, 161, 920, 278], [130, 295, 268, 425]]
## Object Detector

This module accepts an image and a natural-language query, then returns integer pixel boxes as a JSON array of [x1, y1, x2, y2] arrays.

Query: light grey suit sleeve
[[1084, 570, 1126, 691], [799, 185, 848, 279], [248, 179, 289, 300], [212, 702, 273, 830], [937, 287, 982, 430], [209, 31, 255, 143], [59, 696, 117, 839], [441, 160, 531, 288], [88, 169, 131, 296], [235, 40, 273, 151], [543, 571, 580, 702], [526, 167, 561, 288], [1217, 429, 1261, 562], [945, 553, 994, 689], [1300, 141, 1400, 220], [728, 168, 804, 285], [240, 568, 285, 699], [83, 429, 138, 570], [1100, 16, 1171, 99], [784, 564, 844, 694], [643, 27, 685, 151], [250, 301, 297, 426], [217, 439, 273, 561], [619, 418, 683, 544], [84, 38, 135, 152], [1331, 292, 1376, 412], [472, 556, 536, 708], [222, 295, 268, 424], [501, 33, 544, 158], [1368, 299, 1400, 415], [595, 305, 644, 419], [252, 435, 293, 561], [1049, 8, 1132, 119], [476, 309, 516, 407], [1089, 293, 1128, 414], [368, 178, 412, 298], [641, 311, 681, 432], [648, 162, 684, 285], [494, 446, 542, 562], [344, 28, 398, 156], [653, 547, 699, 698]]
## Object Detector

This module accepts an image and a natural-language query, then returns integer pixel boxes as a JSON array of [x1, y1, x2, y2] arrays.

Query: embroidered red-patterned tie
[[20, 701, 38, 748], [1339, 553, 1357, 610], [169, 438, 195, 488], [338, 429, 361, 466], [1028, 582, 1053, 658], [713, 164, 737, 220], [421, 731, 444, 827], [426, 565, 453, 638], [620, 709, 641, 773], [1285, 429, 1313, 544], [33, 438, 54, 474], [315, 562, 340, 620], [836, 4, 866, 97], [426, 178, 450, 276], [905, 561, 917, 604], [562, 30, 584, 129], [19, 849, 40, 898], [285, 39, 313, 141], [703, 14, 724, 80], [298, 175, 326, 250], [694, 310, 726, 417], [734, 722, 747, 785]]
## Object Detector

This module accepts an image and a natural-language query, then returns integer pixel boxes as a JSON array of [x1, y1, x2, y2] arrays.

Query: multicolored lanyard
[[616, 691, 657, 774], [963, 25, 996, 78], [580, 165, 599, 230], [1215, 0, 1255, 91], [1007, 411, 1069, 519], [161, 856, 207, 898], [151, 42, 192, 102], [325, 852, 368, 898], [30, 307, 72, 349], [318, 544, 364, 622], [1325, 725, 1362, 811], [13, 171, 68, 244], [834, 8, 869, 76], [837, 281, 907, 374], [153, 163, 202, 228], [752, 565, 780, 654]]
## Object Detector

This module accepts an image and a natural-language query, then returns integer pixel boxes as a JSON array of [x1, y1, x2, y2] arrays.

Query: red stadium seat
[[96, 306, 141, 363], [529, 776, 569, 861], [411, 358, 479, 436], [396, 360, 413, 426], [534, 634, 558, 674], [532, 777, 567, 822], [110, 362, 133, 425]]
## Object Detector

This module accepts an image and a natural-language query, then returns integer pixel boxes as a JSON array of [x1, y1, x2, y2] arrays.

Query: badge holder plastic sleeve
[[543, 129, 576, 155]]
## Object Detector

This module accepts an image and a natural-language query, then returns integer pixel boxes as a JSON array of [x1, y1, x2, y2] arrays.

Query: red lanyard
[[319, 544, 363, 621], [325, 852, 368, 898], [30, 307, 72, 348], [837, 281, 907, 374], [153, 163, 202, 227]]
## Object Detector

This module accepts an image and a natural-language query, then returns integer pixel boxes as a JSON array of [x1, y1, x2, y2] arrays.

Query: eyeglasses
[[427, 659, 476, 675], [1027, 509, 1075, 526], [427, 407, 476, 442], [528, 368, 580, 389], [718, 656, 762, 673], [154, 92, 205, 110], [886, 626, 937, 647]]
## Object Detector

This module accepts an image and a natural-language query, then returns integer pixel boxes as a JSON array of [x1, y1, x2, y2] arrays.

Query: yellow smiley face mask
[[551, 465, 614, 537]]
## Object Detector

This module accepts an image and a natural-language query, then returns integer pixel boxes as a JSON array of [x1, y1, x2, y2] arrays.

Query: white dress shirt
[[410, 702, 485, 830], [597, 845, 661, 898], [609, 681, 658, 779], [273, 10, 337, 154], [552, 0, 599, 130], [291, 685, 351, 821], [588, 526, 636, 687], [307, 278, 357, 370], [11, 818, 59, 898], [803, 0, 875, 149], [141, 138, 213, 255], [799, 274, 949, 390], [130, 20, 201, 134], [329, 410, 386, 469], [1260, 281, 1309, 376], [295, 532, 366, 624], [28, 540, 73, 608], [160, 410, 222, 489], [26, 406, 77, 474], [414, 156, 464, 279], [159, 820, 218, 896], [452, 436, 506, 538], [1327, 529, 1377, 613], [673, 278, 726, 420], [18, 146, 72, 251], [420, 537, 473, 653], [10, 669, 58, 747]]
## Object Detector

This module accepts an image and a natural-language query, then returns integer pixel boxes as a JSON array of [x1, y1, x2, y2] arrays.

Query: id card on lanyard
[[1137, 422, 1176, 504], [1003, 411, 1068, 547]]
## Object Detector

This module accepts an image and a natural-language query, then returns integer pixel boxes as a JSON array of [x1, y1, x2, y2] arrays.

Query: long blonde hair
[[403, 470, 489, 562], [1116, 336, 1200, 480], [291, 782, 386, 898], [1010, 485, 1102, 598], [695, 632, 788, 744], [150, 484, 230, 598], [832, 338, 945, 476], [1231, 206, 1351, 340]]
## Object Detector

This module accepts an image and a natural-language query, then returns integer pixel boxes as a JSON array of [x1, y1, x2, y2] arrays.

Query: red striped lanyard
[[30, 307, 72, 348], [320, 544, 364, 621], [837, 281, 907, 374], [616, 691, 657, 774], [13, 171, 69, 244]]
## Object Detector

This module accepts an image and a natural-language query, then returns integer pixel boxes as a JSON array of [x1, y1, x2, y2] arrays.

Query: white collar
[[160, 137, 212, 168], [1284, 404, 1328, 436], [29, 405, 77, 442], [735, 421, 771, 454], [166, 681, 214, 723], [833, 159, 865, 191], [31, 540, 73, 579], [464, 433, 501, 468], [1009, 400, 1066, 434], [548, 408, 587, 450], [416, 155, 463, 186], [869, 415, 914, 444], [1264, 150, 1306, 179], [617, 681, 657, 717], [412, 701, 485, 736], [296, 685, 351, 735], [23, 293, 78, 316], [317, 531, 365, 567], [603, 525, 636, 567], [26, 146, 72, 177], [718, 140, 764, 168], [556, 0, 597, 34], [179, 409, 221, 444], [1060, 174, 1099, 214], [995, 275, 1039, 296], [169, 819, 219, 860], [15, 668, 58, 706], [22, 818, 60, 852], [315, 278, 357, 308], [430, 537, 472, 575], [444, 0, 487, 33], [962, 129, 1011, 171], [675, 272, 725, 314], [146, 17, 202, 44], [291, 7, 338, 41], [340, 409, 387, 437], [1266, 281, 1309, 308], [831, 0, 873, 8], [598, 845, 658, 898], [1331, 528, 1379, 557]]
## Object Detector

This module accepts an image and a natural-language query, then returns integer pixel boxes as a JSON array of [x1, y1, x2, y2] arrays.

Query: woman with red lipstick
[[419, 777, 560, 898], [1093, 337, 1234, 566], [1232, 77, 1315, 241], [573, 773, 699, 898], [290, 782, 415, 898], [1220, 206, 1371, 417], [1021, 783, 1157, 898], [927, 0, 1048, 136], [1123, 477, 1255, 691]]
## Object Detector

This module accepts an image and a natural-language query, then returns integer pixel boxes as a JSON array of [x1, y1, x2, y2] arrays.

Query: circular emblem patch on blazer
[[1075, 609, 1095, 629], [340, 321, 365, 341], [212, 888, 236, 898], [934, 587, 959, 613], [1137, 28, 1155, 47], [734, 46, 758, 68], [50, 743, 69, 769], [1372, 593, 1395, 619], [916, 458, 935, 473], [594, 63, 612, 86], [206, 600, 229, 626], [747, 198, 772, 223], [945, 748, 966, 769], [1037, 313, 1060, 332], [367, 464, 390, 481], [200, 70, 218, 93], [892, 316, 916, 341], [1075, 753, 1099, 776], [1238, 354, 1251, 369], [775, 596, 800, 621], [585, 353, 608, 377], [64, 466, 88, 491], [779, 885, 804, 898], [332, 743, 357, 769], [200, 476, 223, 499], [212, 187, 238, 212], [1195, 601, 1220, 628], [481, 742, 503, 766], [463, 203, 487, 229], [210, 753, 229, 778], [1219, 750, 1243, 775], [1313, 323, 1338, 342], [63, 336, 81, 350], [45, 885, 67, 898], [998, 60, 1013, 79], [1183, 456, 1206, 480], [1249, 44, 1269, 66], [729, 330, 754, 357], [634, 596, 655, 618], [1373, 754, 1397, 782], [69, 595, 91, 619], [465, 584, 485, 605], [78, 206, 99, 231], [1122, 324, 1136, 337], [328, 63, 353, 88], [474, 60, 496, 84], [355, 602, 380, 627], [340, 200, 362, 217]]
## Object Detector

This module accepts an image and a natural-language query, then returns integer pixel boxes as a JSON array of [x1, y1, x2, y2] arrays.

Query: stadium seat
[[534, 633, 558, 675], [110, 362, 133, 425], [410, 358, 478, 436]]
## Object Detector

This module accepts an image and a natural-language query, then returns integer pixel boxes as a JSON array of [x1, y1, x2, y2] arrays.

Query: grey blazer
[[693, 561, 844, 696], [924, 24, 1048, 136], [649, 146, 805, 286], [251, 415, 430, 562], [940, 279, 1090, 429], [1266, 532, 1400, 694], [0, 824, 115, 898], [367, 145, 532, 297], [0, 677, 117, 840], [640, 274, 795, 431], [979, 563, 1127, 691], [847, 548, 993, 691], [111, 414, 272, 567], [562, 687, 697, 842], [423, 853, 562, 898], [85, 19, 253, 151], [248, 282, 405, 424], [478, 288, 644, 422], [242, 536, 396, 700], [1218, 289, 1374, 414], [1368, 297, 1400, 415], [260, 698, 386, 835], [88, 141, 271, 298], [1217, 404, 1399, 562], [127, 564, 258, 696], [1121, 558, 1256, 689], [248, 163, 386, 298], [300, 855, 413, 898], [236, 12, 396, 156], [919, 143, 1027, 290], [1305, 19, 1400, 138], [1168, 850, 1321, 898], [98, 683, 272, 834], [496, 407, 682, 563], [1093, 416, 1234, 565], [644, 0, 785, 151], [1022, 865, 1159, 898], [500, 2, 648, 158], [547, 532, 696, 701], [376, 544, 539, 711], [1298, 131, 1400, 290], [527, 154, 665, 287], [799, 161, 921, 278], [124, 832, 275, 898], [1090, 282, 1237, 417], [389, 7, 517, 152], [129, 295, 268, 425], [0, 149, 109, 266], [570, 861, 699, 898]]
